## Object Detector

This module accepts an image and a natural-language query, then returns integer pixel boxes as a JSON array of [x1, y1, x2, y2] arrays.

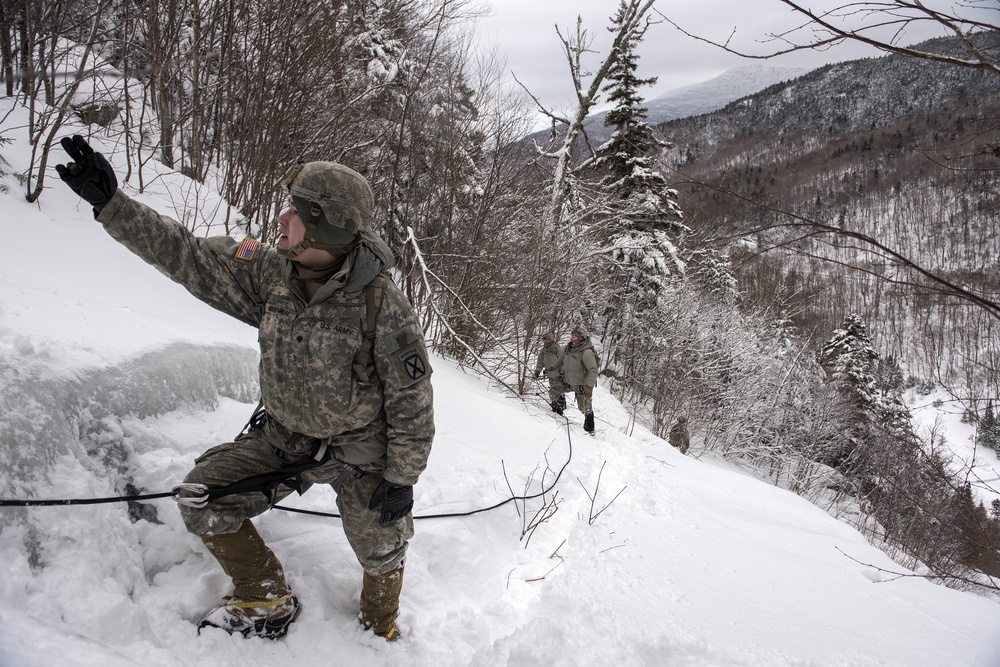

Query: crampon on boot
[[197, 595, 300, 639], [378, 623, 401, 642]]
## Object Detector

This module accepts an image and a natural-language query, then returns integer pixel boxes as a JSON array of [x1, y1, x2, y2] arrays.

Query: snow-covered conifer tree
[[587, 0, 689, 377], [821, 314, 880, 406], [590, 0, 687, 283], [820, 314, 908, 429], [687, 248, 739, 304], [979, 401, 1000, 452]]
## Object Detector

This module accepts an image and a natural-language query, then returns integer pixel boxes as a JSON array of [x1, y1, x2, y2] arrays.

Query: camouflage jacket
[[97, 190, 434, 486], [563, 339, 599, 388], [534, 340, 565, 379], [668, 421, 690, 450]]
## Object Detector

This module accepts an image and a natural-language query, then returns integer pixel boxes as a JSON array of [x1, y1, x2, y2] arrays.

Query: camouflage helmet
[[277, 161, 374, 257]]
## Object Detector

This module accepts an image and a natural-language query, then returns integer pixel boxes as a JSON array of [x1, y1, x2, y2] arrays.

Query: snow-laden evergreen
[[980, 402, 1000, 454], [821, 314, 910, 429], [821, 314, 883, 410]]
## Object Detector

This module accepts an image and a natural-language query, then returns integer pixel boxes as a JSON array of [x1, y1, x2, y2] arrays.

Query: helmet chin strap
[[280, 243, 308, 259], [279, 203, 323, 260], [279, 201, 363, 261]]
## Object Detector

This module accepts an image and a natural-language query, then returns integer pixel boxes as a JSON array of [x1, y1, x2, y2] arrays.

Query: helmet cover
[[277, 161, 374, 256]]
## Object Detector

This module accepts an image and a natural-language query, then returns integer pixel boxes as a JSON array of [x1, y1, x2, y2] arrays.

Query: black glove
[[534, 370, 541, 379], [368, 479, 414, 525], [55, 135, 118, 214]]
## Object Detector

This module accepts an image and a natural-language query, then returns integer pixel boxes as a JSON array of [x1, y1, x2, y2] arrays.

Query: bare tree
[[659, 0, 999, 78], [679, 175, 1000, 320], [16, 0, 113, 203], [520, 0, 657, 229], [0, 0, 16, 97]]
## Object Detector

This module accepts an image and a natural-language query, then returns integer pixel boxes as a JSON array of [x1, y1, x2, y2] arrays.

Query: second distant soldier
[[534, 331, 567, 415], [563, 324, 599, 434], [669, 416, 691, 454]]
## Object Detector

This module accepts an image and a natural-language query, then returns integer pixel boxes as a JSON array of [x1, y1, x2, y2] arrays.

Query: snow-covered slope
[[1, 102, 999, 667]]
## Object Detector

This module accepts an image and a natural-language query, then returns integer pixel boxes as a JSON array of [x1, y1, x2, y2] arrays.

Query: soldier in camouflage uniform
[[562, 324, 599, 434], [669, 416, 691, 454], [56, 136, 434, 642], [533, 331, 567, 415]]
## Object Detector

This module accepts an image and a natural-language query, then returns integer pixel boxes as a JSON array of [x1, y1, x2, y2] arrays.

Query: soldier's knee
[[359, 540, 409, 574], [180, 503, 247, 537]]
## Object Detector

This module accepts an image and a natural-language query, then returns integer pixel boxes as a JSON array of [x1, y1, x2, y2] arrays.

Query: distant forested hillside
[[658, 33, 1000, 407]]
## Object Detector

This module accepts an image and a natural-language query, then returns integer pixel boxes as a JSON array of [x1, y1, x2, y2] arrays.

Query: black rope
[[0, 491, 178, 507], [408, 409, 574, 520], [276, 411, 575, 520], [0, 403, 575, 520], [0, 459, 325, 508]]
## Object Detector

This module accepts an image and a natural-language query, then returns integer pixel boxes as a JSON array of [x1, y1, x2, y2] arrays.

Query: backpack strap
[[352, 273, 387, 383]]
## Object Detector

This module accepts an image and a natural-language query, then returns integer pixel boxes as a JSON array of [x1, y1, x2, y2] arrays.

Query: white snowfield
[[1, 115, 999, 667]]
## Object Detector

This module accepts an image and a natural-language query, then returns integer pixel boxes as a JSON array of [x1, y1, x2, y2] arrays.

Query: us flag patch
[[235, 238, 259, 261]]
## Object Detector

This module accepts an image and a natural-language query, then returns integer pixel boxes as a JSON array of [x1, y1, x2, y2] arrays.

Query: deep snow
[[1, 105, 1000, 667]]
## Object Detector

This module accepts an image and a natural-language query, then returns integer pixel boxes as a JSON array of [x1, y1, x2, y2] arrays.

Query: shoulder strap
[[363, 274, 386, 339], [352, 273, 387, 383]]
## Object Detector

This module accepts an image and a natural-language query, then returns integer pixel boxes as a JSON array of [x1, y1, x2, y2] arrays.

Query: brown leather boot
[[201, 519, 292, 602], [359, 567, 403, 641], [198, 519, 298, 638]]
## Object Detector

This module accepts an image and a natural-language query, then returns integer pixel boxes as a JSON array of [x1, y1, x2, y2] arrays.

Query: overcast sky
[[474, 0, 978, 115]]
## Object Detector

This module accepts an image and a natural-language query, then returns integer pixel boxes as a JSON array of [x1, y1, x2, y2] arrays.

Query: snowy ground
[[906, 388, 1000, 514], [2, 107, 1000, 667]]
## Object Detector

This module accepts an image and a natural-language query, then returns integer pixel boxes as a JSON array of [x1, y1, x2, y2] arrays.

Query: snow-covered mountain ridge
[[582, 64, 812, 144], [658, 34, 1000, 157], [521, 64, 809, 148]]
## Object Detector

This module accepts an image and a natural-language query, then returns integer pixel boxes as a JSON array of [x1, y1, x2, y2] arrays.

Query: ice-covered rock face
[[0, 342, 258, 532]]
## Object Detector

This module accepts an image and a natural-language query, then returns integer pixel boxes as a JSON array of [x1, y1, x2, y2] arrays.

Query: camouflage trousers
[[570, 385, 593, 415], [546, 375, 567, 406], [178, 429, 412, 575]]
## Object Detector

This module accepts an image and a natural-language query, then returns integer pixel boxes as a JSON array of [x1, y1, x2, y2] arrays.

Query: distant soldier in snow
[[669, 416, 690, 454], [534, 331, 567, 415], [562, 324, 599, 434], [56, 136, 434, 642]]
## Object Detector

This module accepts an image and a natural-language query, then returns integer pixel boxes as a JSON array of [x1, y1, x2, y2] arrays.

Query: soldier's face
[[277, 205, 305, 249], [277, 204, 339, 269]]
